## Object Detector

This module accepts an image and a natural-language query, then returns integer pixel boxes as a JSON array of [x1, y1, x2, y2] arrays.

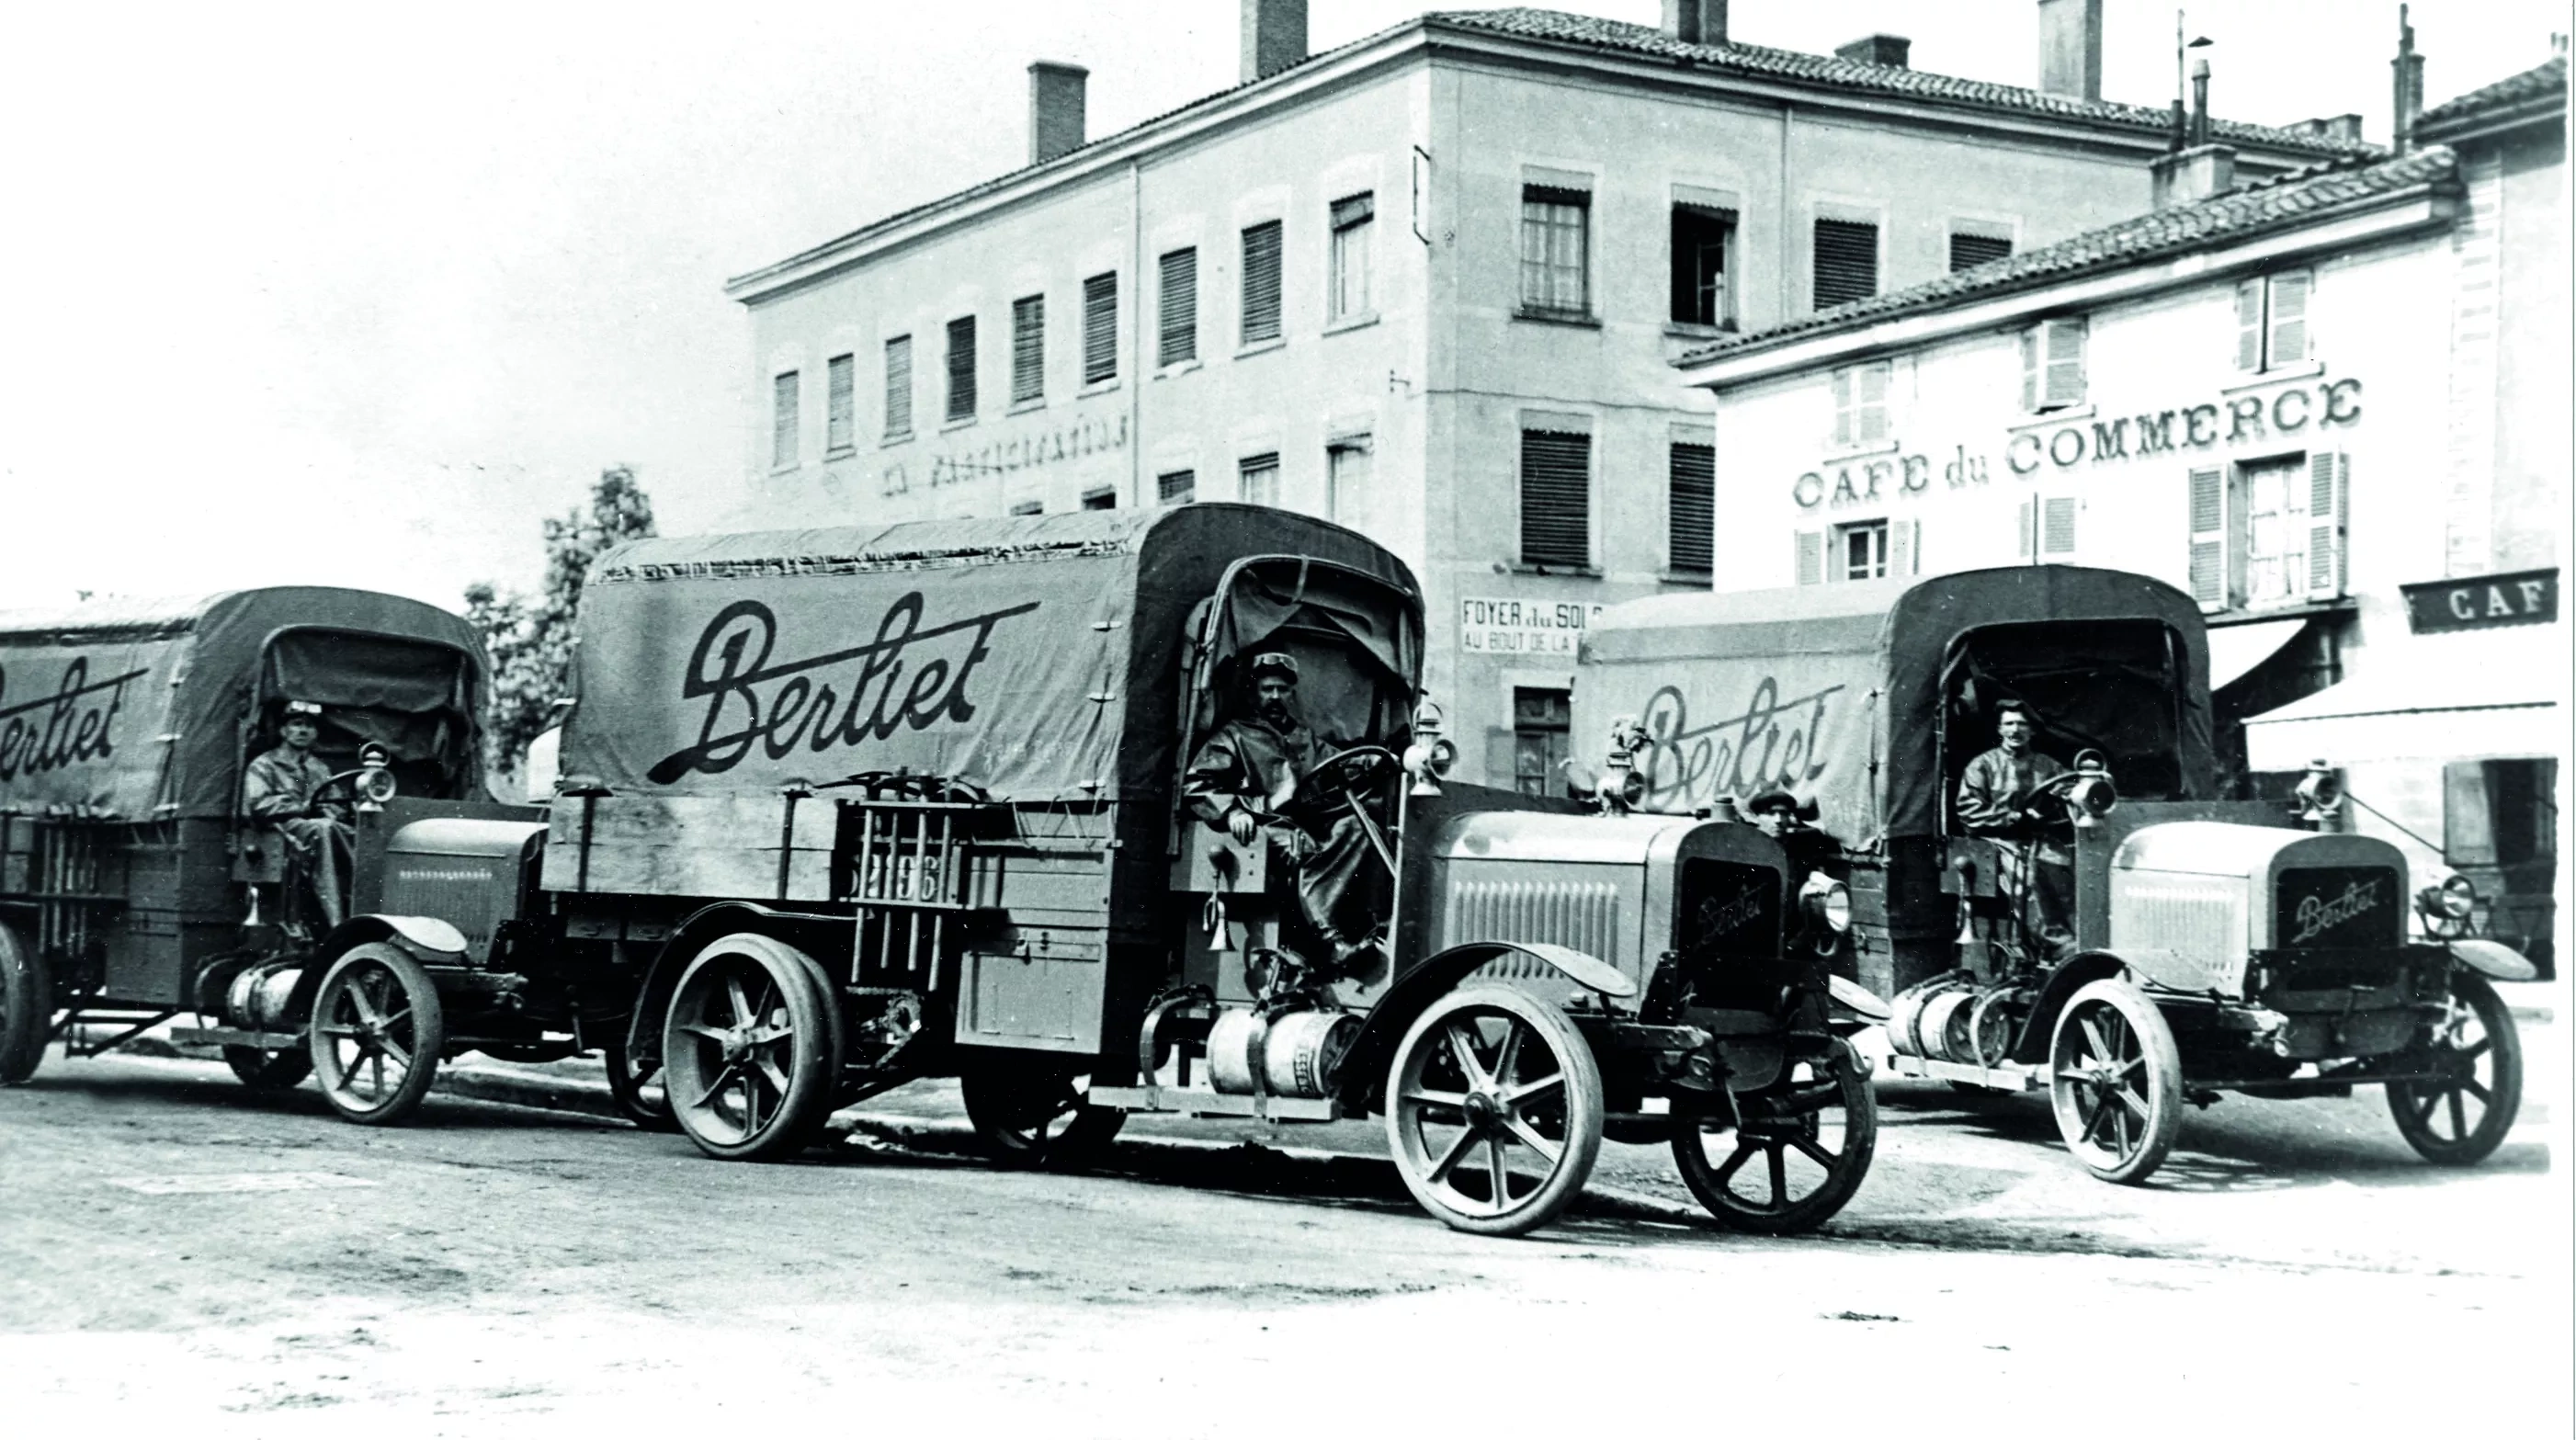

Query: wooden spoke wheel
[[223, 1043, 312, 1092], [960, 1055, 1126, 1170], [1673, 1039, 1878, 1234], [2388, 970, 2522, 1165], [662, 935, 842, 1161], [308, 943, 445, 1125], [603, 1031, 679, 1133], [2048, 978, 2182, 1185], [1387, 985, 1604, 1237], [0, 922, 49, 1086]]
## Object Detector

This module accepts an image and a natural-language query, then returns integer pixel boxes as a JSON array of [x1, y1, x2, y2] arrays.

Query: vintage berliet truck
[[1575, 565, 2530, 1184]]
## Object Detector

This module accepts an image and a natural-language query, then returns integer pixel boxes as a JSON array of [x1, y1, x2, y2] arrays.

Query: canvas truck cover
[[1577, 566, 2214, 845], [0, 588, 487, 821], [562, 506, 1422, 806]]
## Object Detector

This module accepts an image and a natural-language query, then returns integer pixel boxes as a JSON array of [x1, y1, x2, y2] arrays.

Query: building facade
[[722, 4, 2358, 793], [1675, 54, 2567, 967]]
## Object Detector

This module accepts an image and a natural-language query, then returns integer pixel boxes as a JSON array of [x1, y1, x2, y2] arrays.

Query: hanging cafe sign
[[1793, 374, 2365, 510]]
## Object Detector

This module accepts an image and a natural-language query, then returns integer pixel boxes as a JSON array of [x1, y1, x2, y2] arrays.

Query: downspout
[[1776, 102, 1794, 321], [1129, 156, 1144, 506]]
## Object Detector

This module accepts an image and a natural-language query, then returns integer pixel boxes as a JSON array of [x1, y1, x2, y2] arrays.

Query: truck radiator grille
[[2112, 879, 2241, 959], [1446, 880, 1621, 977], [381, 859, 511, 961]]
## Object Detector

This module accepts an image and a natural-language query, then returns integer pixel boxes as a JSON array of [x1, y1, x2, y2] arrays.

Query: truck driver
[[243, 699, 354, 928], [1954, 698, 2075, 961], [1181, 652, 1381, 978]]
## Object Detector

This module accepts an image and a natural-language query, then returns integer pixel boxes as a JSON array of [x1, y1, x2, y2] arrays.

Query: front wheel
[[2388, 970, 2522, 1164], [309, 943, 446, 1124], [1673, 1039, 1877, 1234], [662, 935, 842, 1161], [1386, 984, 1604, 1237], [960, 1055, 1127, 1169], [0, 922, 49, 1086], [2048, 978, 2183, 1184]]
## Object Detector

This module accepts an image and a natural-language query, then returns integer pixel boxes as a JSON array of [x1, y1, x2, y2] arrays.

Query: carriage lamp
[[2415, 873, 2479, 936], [2065, 750, 2118, 830], [1594, 715, 1650, 812], [1800, 870, 1853, 947], [354, 743, 399, 811], [1402, 698, 1458, 796], [2293, 760, 2344, 828]]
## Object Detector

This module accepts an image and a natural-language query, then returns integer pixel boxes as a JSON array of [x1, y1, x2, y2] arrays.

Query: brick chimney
[[2391, 5, 2425, 152], [1028, 62, 1088, 165], [1662, 0, 1728, 46], [1835, 35, 1911, 68], [1241, 0, 1307, 84], [2151, 143, 2236, 209], [2037, 0, 2104, 100], [2295, 113, 2366, 143]]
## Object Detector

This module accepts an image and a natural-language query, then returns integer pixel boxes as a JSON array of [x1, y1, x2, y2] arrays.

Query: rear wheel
[[1387, 984, 1604, 1237], [2388, 971, 2522, 1165], [662, 935, 841, 1161], [223, 1043, 312, 1091], [309, 943, 445, 1124], [961, 1054, 1126, 1169], [1674, 1039, 1877, 1234], [0, 922, 48, 1085], [2048, 978, 2182, 1184]]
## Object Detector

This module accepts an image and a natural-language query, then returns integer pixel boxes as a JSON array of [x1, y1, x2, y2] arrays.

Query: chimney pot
[[2391, 5, 2425, 153], [2037, 0, 2104, 101], [1662, 0, 1729, 46], [1241, 0, 1308, 84], [1028, 62, 1088, 166], [2150, 142, 2237, 210], [1834, 34, 1912, 68]]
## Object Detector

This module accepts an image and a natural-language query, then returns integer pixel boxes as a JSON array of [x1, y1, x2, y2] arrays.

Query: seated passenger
[[1954, 699, 2074, 962], [1180, 652, 1383, 978], [244, 700, 354, 929], [1744, 788, 1842, 882]]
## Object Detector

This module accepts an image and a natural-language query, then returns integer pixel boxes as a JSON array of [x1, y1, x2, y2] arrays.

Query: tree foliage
[[466, 466, 656, 779]]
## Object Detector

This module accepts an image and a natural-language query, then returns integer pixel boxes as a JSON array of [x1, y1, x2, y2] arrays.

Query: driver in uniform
[[243, 699, 353, 928], [1954, 699, 2074, 960], [1181, 652, 1381, 977]]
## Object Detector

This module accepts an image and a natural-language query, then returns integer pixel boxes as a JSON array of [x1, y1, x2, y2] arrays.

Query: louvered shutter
[[2307, 449, 2346, 596], [1858, 362, 1890, 444], [1158, 248, 1197, 367], [1889, 517, 1919, 577], [2187, 466, 2227, 607], [2042, 497, 2078, 556], [2017, 498, 2037, 561], [1668, 442, 1714, 572], [945, 317, 977, 421], [1831, 368, 1854, 448], [884, 335, 913, 437], [1795, 530, 1824, 585], [1241, 221, 1283, 345], [1011, 295, 1045, 404], [1157, 469, 1196, 505], [2019, 329, 2039, 412], [1812, 219, 1878, 309], [825, 353, 855, 453], [1082, 273, 1118, 384], [1519, 429, 1590, 567], [771, 371, 800, 469], [1949, 231, 2012, 273], [2269, 272, 2310, 369], [2043, 318, 2086, 407], [2235, 281, 2264, 370]]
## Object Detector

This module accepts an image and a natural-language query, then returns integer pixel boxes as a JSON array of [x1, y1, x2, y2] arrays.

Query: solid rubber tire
[[1673, 1038, 1878, 1234], [1386, 983, 1605, 1238], [308, 942, 446, 1125], [2387, 970, 2523, 1165], [2048, 978, 2183, 1185]]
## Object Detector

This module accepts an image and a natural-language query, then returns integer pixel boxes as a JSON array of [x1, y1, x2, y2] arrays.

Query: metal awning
[[2243, 665, 2562, 769], [2207, 616, 2310, 690]]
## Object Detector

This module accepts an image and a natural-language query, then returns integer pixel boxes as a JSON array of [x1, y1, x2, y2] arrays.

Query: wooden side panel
[[540, 794, 830, 901], [1844, 859, 1895, 999], [952, 806, 1114, 1055]]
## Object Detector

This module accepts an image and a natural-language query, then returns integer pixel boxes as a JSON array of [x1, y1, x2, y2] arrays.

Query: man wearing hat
[[1955, 698, 2074, 960], [243, 700, 354, 928], [1181, 652, 1380, 976], [1743, 788, 1839, 882]]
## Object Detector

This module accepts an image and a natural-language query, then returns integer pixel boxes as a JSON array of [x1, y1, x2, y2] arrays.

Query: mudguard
[[1336, 940, 1633, 1114], [1827, 973, 1892, 1023], [2448, 938, 2539, 982], [2006, 950, 2129, 1065], [277, 914, 474, 1028], [626, 902, 848, 1068]]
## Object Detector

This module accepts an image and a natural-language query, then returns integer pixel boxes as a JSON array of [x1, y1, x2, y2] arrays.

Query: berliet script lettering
[[1635, 676, 1842, 810], [2293, 877, 2381, 947], [0, 657, 148, 782], [646, 593, 1039, 784]]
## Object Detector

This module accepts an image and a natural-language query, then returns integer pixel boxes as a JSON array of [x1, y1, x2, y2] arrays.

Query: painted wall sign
[[878, 412, 1129, 499], [1459, 597, 1606, 656], [2400, 567, 2559, 633]]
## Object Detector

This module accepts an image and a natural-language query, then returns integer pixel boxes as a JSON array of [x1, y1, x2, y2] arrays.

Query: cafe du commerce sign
[[2400, 568, 2559, 634]]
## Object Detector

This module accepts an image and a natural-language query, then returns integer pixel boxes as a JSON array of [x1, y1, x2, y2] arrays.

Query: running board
[[1885, 1053, 2048, 1092], [1089, 1084, 1339, 1122]]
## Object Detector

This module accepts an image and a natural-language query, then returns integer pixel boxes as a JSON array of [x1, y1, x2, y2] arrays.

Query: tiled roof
[[1682, 146, 2461, 365], [1431, 8, 2376, 158], [2416, 54, 2568, 137]]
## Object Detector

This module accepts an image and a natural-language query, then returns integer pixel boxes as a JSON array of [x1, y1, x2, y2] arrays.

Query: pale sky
[[1, 1, 2562, 611]]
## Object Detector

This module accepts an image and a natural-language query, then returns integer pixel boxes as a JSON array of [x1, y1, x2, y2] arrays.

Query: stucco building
[[723, 2, 2359, 793]]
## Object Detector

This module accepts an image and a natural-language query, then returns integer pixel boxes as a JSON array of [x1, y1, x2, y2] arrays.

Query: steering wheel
[[1292, 745, 1401, 812]]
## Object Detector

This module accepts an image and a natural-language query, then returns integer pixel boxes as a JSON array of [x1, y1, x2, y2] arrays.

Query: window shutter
[[1328, 442, 1371, 525], [1812, 219, 1878, 309], [1082, 272, 1118, 384], [1948, 231, 2012, 273], [2307, 449, 2346, 596], [1518, 429, 1591, 567], [2187, 466, 2227, 607], [1889, 517, 1919, 577], [1241, 221, 1283, 345], [2043, 318, 2086, 408], [771, 371, 800, 469], [884, 335, 913, 437], [1237, 452, 1280, 506], [944, 316, 977, 421], [2269, 272, 2310, 368], [1794, 529, 1824, 585], [1157, 248, 1197, 367], [2019, 329, 2039, 412], [2444, 761, 2500, 866], [2017, 498, 2037, 561], [2235, 280, 2264, 370], [1858, 362, 1890, 444], [1011, 295, 1045, 404], [1156, 469, 1196, 505], [2042, 496, 2078, 556], [825, 353, 855, 453], [1831, 369, 1854, 448], [1667, 441, 1715, 572]]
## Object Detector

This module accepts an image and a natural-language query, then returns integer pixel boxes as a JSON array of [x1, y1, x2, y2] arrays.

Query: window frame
[[1010, 294, 1046, 405], [2237, 270, 2315, 372], [1240, 220, 1285, 346], [1667, 438, 1715, 574], [882, 335, 914, 441], [2019, 316, 2087, 413], [823, 353, 856, 456], [943, 315, 978, 424], [1237, 450, 1281, 506], [1157, 246, 1198, 369], [770, 369, 800, 471], [1517, 425, 1593, 570], [1812, 216, 1881, 311], [1328, 193, 1374, 323], [1518, 185, 1593, 319], [1082, 272, 1119, 386], [1830, 360, 1893, 448], [1670, 204, 1735, 328], [1326, 435, 1371, 526]]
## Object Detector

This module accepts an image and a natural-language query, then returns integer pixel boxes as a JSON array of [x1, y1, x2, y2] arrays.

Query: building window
[[1327, 437, 1370, 526], [1158, 246, 1197, 368], [1008, 500, 1044, 516], [1156, 469, 1196, 505], [1081, 486, 1118, 510], [1670, 206, 1733, 326], [2192, 453, 2346, 611], [1831, 361, 1891, 448], [770, 370, 800, 470], [1520, 186, 1591, 317], [824, 354, 855, 455], [1668, 440, 1714, 573], [1949, 230, 2013, 272], [1513, 687, 1572, 799], [1329, 194, 1372, 321], [2019, 496, 2079, 561], [2237, 271, 2311, 371], [1837, 519, 1889, 580], [1812, 218, 1879, 310], [1799, 518, 1916, 584], [1519, 426, 1590, 568], [1238, 451, 1280, 506], [1240, 220, 1284, 346], [1011, 295, 1045, 404], [883, 335, 913, 439], [944, 316, 977, 423], [2020, 317, 2086, 412], [1082, 272, 1118, 385]]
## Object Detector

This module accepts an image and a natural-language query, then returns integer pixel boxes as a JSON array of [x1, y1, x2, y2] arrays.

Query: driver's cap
[[1248, 652, 1299, 683], [283, 699, 324, 719]]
